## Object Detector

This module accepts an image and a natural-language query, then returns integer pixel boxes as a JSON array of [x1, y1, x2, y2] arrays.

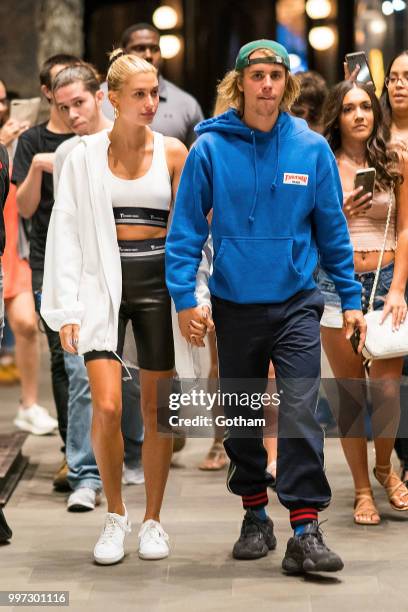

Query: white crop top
[[110, 131, 172, 227]]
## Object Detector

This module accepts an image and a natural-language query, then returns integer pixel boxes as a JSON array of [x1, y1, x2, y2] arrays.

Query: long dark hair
[[380, 50, 408, 137], [323, 80, 402, 190]]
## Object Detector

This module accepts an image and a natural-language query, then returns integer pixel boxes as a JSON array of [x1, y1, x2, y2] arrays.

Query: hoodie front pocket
[[212, 237, 303, 303]]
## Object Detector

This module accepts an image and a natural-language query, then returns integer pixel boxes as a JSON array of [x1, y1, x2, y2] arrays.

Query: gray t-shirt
[[101, 75, 204, 147]]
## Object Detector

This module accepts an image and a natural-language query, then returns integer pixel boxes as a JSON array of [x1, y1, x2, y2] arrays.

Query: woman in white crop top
[[317, 80, 408, 526], [41, 49, 194, 565]]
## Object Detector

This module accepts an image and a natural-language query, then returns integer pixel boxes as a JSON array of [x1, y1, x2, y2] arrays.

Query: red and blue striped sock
[[290, 507, 318, 531]]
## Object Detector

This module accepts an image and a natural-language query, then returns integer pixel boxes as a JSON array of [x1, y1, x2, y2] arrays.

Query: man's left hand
[[343, 309, 367, 353]]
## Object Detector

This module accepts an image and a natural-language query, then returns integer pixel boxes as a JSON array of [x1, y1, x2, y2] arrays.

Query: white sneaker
[[122, 463, 145, 485], [14, 403, 58, 435], [138, 519, 170, 560], [67, 487, 101, 512], [94, 505, 131, 565]]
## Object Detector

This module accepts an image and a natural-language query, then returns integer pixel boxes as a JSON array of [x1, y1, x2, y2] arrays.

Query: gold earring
[[114, 106, 119, 119]]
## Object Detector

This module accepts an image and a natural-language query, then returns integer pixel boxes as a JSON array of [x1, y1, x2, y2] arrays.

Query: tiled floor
[[1, 355, 408, 612]]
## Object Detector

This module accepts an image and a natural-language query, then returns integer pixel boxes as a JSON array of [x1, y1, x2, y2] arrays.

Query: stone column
[[37, 0, 84, 67]]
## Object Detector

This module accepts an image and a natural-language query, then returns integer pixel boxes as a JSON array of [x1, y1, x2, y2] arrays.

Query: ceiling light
[[393, 0, 406, 11], [305, 0, 332, 19], [289, 54, 302, 70], [368, 17, 387, 34], [308, 26, 335, 51], [153, 6, 178, 30], [382, 0, 394, 13], [160, 35, 181, 59]]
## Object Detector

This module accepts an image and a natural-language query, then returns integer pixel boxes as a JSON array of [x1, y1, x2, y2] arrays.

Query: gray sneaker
[[233, 509, 277, 560]]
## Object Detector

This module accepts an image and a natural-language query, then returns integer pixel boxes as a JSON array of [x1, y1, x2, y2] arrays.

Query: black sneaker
[[233, 509, 277, 560], [282, 521, 344, 574]]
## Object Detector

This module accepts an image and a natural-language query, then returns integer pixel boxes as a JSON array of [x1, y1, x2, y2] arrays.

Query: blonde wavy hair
[[216, 48, 300, 116], [107, 48, 157, 91]]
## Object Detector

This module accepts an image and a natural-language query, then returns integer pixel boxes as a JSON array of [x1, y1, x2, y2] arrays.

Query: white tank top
[[110, 131, 172, 227]]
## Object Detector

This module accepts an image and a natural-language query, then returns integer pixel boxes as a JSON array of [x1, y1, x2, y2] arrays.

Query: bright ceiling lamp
[[393, 0, 406, 10], [160, 35, 181, 59], [305, 0, 331, 19], [368, 16, 387, 34], [382, 1, 394, 14], [153, 6, 178, 30], [289, 54, 302, 70], [308, 26, 335, 51]]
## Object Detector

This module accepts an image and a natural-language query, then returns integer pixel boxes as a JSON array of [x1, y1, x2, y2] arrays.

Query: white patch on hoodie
[[283, 173, 309, 186]]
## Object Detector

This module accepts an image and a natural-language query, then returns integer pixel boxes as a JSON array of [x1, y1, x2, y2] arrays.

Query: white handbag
[[362, 193, 408, 361]]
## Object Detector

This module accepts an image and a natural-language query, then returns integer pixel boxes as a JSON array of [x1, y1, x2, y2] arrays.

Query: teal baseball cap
[[235, 39, 291, 72]]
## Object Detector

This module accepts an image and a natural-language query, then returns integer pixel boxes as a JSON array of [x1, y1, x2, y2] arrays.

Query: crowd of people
[[1, 21, 408, 576]]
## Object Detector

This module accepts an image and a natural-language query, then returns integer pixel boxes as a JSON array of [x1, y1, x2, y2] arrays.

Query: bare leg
[[86, 359, 124, 515], [139, 368, 174, 522], [5, 292, 39, 407], [370, 357, 403, 464], [321, 326, 380, 522]]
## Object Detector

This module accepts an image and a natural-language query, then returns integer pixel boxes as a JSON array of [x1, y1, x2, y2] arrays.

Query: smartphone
[[10, 97, 41, 127], [349, 328, 361, 355], [354, 168, 376, 206], [345, 52, 374, 85]]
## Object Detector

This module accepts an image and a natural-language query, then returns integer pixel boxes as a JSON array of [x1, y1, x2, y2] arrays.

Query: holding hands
[[178, 305, 215, 347]]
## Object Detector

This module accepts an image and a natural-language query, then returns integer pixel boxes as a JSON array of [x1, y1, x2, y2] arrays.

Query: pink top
[[347, 189, 396, 252]]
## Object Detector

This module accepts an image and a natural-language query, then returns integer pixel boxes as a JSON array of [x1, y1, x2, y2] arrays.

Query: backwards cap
[[235, 39, 291, 72]]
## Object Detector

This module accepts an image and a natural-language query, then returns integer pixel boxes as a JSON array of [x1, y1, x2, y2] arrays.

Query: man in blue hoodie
[[166, 40, 366, 574]]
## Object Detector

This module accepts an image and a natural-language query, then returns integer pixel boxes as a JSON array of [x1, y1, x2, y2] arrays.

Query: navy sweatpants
[[212, 288, 331, 528]]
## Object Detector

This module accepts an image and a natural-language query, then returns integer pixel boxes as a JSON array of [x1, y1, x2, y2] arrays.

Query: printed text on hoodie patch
[[283, 173, 309, 186]]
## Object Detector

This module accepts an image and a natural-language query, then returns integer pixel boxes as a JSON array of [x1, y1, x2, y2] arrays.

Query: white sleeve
[[194, 235, 213, 309], [41, 154, 85, 331], [53, 147, 63, 196]]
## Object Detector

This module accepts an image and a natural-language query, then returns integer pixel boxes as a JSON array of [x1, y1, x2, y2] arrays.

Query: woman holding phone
[[380, 51, 408, 484], [318, 81, 408, 525]]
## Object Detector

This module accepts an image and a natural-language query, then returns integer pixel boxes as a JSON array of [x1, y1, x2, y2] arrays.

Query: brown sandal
[[374, 464, 408, 511], [198, 442, 228, 471], [354, 487, 381, 525]]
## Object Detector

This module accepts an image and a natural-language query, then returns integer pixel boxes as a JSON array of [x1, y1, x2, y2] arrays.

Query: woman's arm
[[383, 155, 408, 329], [40, 151, 85, 346], [164, 136, 188, 205]]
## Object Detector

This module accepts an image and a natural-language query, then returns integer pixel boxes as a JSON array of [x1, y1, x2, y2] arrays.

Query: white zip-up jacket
[[41, 130, 212, 376]]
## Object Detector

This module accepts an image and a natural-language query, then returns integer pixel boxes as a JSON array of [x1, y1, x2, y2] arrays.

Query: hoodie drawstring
[[112, 351, 133, 381], [248, 125, 281, 223], [248, 131, 259, 224], [271, 125, 280, 192]]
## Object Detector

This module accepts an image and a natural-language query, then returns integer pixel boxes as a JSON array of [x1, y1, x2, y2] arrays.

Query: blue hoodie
[[166, 109, 361, 312]]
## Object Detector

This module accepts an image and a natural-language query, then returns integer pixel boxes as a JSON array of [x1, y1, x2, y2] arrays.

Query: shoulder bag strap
[[367, 192, 394, 312]]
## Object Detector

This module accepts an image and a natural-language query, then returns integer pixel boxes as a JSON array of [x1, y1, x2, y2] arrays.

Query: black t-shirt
[[11, 123, 73, 271], [0, 144, 10, 256]]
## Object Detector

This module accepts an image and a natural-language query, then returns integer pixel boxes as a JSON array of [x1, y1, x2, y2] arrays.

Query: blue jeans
[[64, 352, 102, 492]]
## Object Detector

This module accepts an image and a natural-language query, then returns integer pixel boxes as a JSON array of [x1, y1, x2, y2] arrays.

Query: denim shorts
[[317, 260, 394, 328]]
